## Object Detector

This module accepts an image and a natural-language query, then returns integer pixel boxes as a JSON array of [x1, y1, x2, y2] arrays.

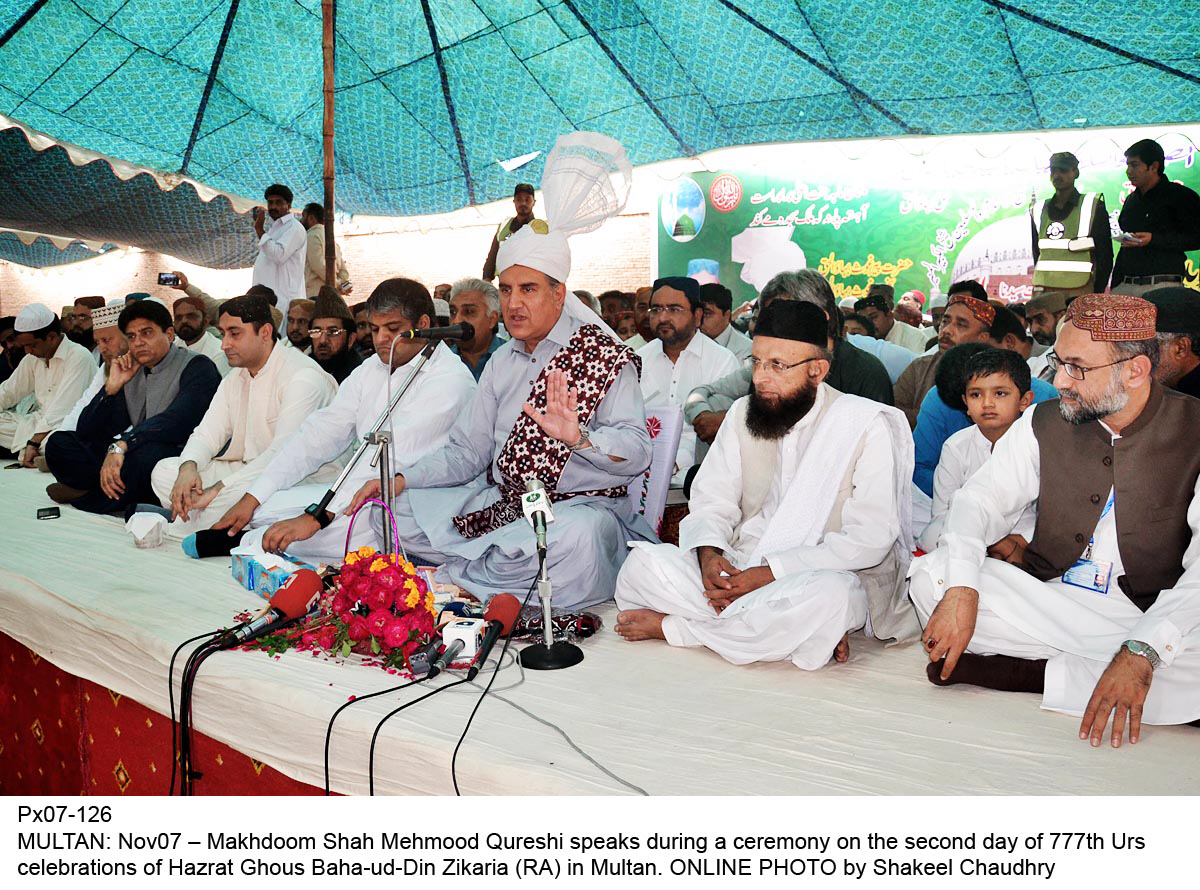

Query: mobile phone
[[37, 507, 60, 520], [158, 272, 180, 286], [1115, 231, 1139, 243]]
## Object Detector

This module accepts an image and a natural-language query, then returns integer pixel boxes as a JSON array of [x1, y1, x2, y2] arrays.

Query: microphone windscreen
[[483, 593, 523, 636], [270, 569, 323, 619]]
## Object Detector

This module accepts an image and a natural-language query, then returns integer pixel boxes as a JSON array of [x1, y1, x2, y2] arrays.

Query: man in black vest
[[44, 299, 221, 514], [910, 293, 1200, 746]]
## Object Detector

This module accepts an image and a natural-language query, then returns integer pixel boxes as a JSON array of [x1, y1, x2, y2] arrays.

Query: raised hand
[[522, 369, 583, 445]]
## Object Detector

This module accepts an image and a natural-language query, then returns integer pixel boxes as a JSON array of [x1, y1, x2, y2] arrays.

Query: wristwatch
[[106, 435, 127, 456], [304, 503, 333, 529], [1122, 640, 1161, 670], [568, 422, 592, 452]]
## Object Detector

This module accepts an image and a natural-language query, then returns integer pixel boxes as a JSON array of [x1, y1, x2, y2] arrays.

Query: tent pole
[[322, 0, 336, 289]]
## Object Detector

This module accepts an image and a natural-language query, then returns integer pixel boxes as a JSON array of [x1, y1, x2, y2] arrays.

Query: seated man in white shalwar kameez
[[186, 279, 476, 561], [912, 293, 1200, 747], [339, 134, 652, 610], [615, 300, 920, 667], [151, 295, 339, 538]]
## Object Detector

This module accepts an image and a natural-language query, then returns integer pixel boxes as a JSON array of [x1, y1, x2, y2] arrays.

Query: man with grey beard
[[910, 293, 1200, 746], [615, 300, 918, 668]]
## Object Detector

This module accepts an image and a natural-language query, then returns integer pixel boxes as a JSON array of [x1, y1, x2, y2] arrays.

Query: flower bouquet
[[246, 546, 439, 674]]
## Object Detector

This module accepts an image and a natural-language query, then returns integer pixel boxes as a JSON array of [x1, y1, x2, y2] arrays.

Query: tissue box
[[231, 548, 318, 600]]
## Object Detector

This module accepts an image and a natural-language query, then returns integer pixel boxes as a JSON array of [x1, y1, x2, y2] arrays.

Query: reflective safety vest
[[497, 216, 549, 242], [1031, 193, 1098, 289]]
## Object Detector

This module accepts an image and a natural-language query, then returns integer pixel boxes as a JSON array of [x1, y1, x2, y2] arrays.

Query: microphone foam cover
[[270, 569, 323, 619], [484, 593, 523, 636]]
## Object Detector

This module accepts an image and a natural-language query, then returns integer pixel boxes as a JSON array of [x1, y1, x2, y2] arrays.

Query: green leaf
[[341, 640, 351, 657], [370, 637, 380, 655]]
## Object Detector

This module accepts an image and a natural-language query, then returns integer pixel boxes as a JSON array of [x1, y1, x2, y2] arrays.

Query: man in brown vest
[[910, 293, 1200, 746]]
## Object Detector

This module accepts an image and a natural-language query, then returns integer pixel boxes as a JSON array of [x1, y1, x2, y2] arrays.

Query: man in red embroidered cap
[[893, 280, 996, 427], [911, 293, 1200, 745]]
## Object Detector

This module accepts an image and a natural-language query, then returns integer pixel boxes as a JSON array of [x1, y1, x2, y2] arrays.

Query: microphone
[[467, 593, 523, 680], [397, 322, 475, 341], [522, 478, 554, 556], [427, 638, 465, 679], [218, 569, 322, 649]]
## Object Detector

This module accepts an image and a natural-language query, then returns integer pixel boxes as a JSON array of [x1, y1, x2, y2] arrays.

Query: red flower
[[382, 618, 411, 649], [331, 592, 350, 615], [362, 584, 393, 612], [317, 626, 337, 650], [365, 609, 391, 640], [346, 616, 369, 642]]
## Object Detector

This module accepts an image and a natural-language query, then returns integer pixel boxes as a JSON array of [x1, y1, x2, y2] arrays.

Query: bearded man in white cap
[[0, 303, 95, 465], [334, 134, 652, 610]]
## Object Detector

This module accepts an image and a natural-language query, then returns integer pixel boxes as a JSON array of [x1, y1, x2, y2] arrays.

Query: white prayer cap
[[14, 302, 55, 332], [929, 294, 948, 310], [91, 299, 125, 330], [495, 131, 633, 286], [432, 298, 451, 319], [838, 297, 857, 311]]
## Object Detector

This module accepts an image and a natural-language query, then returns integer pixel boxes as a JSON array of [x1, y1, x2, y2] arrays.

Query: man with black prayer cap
[[615, 300, 919, 667], [1143, 286, 1200, 400]]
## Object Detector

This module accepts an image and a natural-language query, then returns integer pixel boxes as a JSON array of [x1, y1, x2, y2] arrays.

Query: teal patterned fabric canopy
[[0, 0, 1196, 221]]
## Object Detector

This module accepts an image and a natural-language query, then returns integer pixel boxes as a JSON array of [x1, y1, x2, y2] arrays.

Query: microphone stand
[[518, 547, 584, 671], [309, 340, 437, 558]]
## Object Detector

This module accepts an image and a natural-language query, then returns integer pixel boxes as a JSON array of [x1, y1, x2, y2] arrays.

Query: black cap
[[652, 276, 700, 303], [1143, 286, 1200, 334], [754, 300, 827, 346]]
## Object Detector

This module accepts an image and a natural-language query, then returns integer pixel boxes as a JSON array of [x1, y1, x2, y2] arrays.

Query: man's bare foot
[[615, 609, 667, 641], [832, 634, 850, 663]]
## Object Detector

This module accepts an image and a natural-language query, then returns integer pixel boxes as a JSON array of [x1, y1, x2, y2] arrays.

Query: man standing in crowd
[[252, 183, 307, 313], [0, 304, 95, 463], [174, 294, 230, 377], [154, 294, 338, 538], [44, 300, 220, 514], [685, 270, 893, 448], [1025, 290, 1071, 381], [482, 183, 547, 281], [893, 281, 994, 427], [1030, 151, 1112, 298], [698, 282, 753, 362], [447, 278, 505, 381], [300, 203, 351, 298], [308, 288, 363, 384], [855, 285, 928, 354], [638, 277, 739, 484], [912, 293, 1200, 744], [615, 300, 917, 665], [1111, 139, 1200, 297], [1144, 287, 1200, 400]]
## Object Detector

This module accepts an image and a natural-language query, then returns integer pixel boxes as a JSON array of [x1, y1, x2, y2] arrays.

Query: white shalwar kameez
[[150, 344, 338, 536], [909, 411, 1200, 724], [616, 384, 918, 668], [0, 337, 95, 452], [239, 343, 476, 561]]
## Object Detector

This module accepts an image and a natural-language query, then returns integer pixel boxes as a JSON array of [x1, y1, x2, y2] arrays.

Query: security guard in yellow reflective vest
[[1029, 151, 1112, 298]]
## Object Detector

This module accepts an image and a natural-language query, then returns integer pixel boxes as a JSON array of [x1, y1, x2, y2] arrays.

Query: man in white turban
[[337, 134, 654, 610], [0, 303, 96, 464]]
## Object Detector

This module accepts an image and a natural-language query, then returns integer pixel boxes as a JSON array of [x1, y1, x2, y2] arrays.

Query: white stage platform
[[1, 469, 1196, 795]]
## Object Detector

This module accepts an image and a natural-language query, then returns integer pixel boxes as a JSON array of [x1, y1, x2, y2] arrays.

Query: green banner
[[657, 146, 1200, 307]]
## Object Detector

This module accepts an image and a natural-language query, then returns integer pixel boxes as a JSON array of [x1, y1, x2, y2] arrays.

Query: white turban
[[495, 132, 633, 340], [14, 303, 55, 332]]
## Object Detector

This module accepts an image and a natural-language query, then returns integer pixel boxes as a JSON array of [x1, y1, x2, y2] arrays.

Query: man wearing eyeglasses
[[307, 288, 363, 384], [636, 276, 740, 485], [912, 293, 1200, 746], [616, 300, 919, 664]]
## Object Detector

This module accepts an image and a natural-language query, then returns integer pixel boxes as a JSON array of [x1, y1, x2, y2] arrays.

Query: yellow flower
[[357, 546, 376, 559], [343, 553, 359, 566], [369, 557, 388, 573], [405, 588, 421, 609]]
